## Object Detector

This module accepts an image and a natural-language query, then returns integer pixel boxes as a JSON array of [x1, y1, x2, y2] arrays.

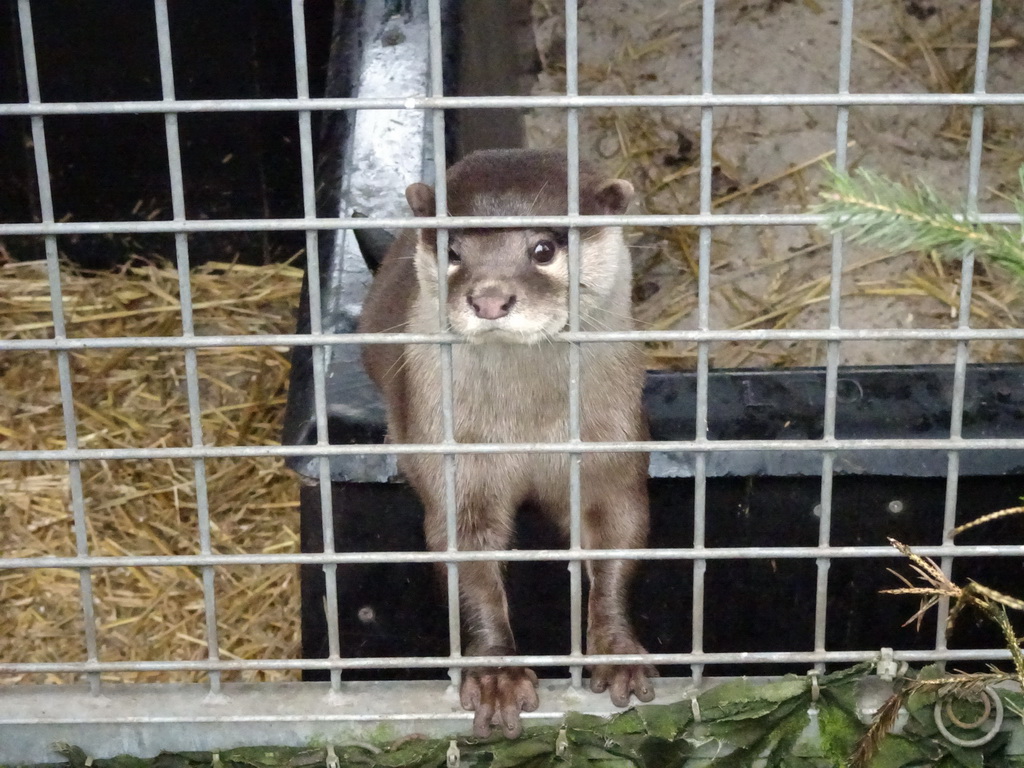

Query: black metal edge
[[285, 354, 1024, 481]]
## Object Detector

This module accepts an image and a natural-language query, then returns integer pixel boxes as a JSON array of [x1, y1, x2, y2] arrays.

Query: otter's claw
[[460, 667, 539, 738]]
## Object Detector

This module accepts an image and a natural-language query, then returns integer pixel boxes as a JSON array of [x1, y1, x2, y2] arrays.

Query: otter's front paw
[[589, 639, 657, 707], [460, 667, 539, 738]]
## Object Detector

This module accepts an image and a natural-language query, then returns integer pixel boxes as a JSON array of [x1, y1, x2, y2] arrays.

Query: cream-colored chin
[[465, 329, 547, 345], [454, 315, 565, 345], [456, 319, 565, 344]]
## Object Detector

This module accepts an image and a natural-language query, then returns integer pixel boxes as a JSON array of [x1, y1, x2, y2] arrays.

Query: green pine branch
[[816, 163, 1024, 282]]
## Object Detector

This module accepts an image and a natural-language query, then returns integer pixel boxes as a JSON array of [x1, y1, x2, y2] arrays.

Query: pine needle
[[850, 685, 908, 768], [967, 581, 1024, 612], [857, 510, 1024, 765], [816, 163, 1024, 281], [952, 504, 1024, 536], [883, 519, 1024, 692]]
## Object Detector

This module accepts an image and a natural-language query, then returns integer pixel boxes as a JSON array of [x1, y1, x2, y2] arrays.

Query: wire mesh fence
[[1, 0, 1022, 760]]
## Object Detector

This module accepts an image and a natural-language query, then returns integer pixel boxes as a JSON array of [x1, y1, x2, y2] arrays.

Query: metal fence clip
[[325, 744, 339, 768], [876, 647, 900, 681], [446, 739, 460, 768], [691, 696, 702, 724], [555, 725, 569, 757], [807, 669, 820, 703]]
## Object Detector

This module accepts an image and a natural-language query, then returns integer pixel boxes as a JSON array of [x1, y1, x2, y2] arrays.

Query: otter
[[358, 149, 655, 738]]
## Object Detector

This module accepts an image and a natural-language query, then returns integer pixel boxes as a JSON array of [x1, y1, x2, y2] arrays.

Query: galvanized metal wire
[[1, 0, 1019, 740]]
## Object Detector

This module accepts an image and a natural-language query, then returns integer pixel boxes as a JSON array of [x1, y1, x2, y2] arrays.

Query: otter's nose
[[468, 289, 517, 320]]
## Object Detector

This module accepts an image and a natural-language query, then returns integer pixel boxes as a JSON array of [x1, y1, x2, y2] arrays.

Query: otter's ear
[[595, 178, 634, 215], [405, 182, 436, 217]]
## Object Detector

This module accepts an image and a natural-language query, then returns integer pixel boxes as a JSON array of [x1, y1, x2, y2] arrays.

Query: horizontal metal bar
[[0, 678, 722, 726], [0, 213, 828, 234], [5, 327, 1024, 354], [3, 91, 1024, 117], [0, 543, 1018, 571], [3, 436, 1024, 463], [0, 680, 772, 764], [0, 210, 1018, 236], [0, 710, 588, 726], [45, 325, 1006, 352], [7, 678, 1024, 765], [1, 647, 1012, 675]]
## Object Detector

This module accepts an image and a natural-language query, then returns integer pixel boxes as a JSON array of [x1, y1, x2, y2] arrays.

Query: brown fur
[[358, 149, 655, 739]]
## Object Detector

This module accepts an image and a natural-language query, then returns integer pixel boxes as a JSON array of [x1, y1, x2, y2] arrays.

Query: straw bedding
[[1, 255, 304, 684]]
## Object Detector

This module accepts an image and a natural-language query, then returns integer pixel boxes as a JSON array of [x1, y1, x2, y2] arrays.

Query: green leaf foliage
[[11, 665, 1022, 768], [817, 696, 865, 765], [868, 733, 931, 768]]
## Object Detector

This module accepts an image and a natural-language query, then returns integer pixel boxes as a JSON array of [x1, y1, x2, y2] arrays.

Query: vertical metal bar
[[564, 0, 584, 690], [935, 0, 992, 655], [813, 0, 855, 673], [16, 0, 102, 695], [426, 0, 463, 689], [288, 0, 342, 692], [153, 0, 222, 694], [690, 0, 716, 688]]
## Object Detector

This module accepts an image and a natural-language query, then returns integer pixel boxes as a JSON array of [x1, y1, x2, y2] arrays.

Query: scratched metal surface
[[283, 0, 447, 483]]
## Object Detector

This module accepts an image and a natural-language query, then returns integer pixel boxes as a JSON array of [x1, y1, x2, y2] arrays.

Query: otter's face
[[402, 151, 635, 344], [442, 229, 569, 344]]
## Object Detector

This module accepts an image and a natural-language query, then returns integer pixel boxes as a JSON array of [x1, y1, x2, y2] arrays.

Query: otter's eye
[[446, 248, 462, 266], [531, 240, 557, 265]]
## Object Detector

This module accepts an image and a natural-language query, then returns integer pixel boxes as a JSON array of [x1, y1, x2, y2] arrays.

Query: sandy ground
[[525, 0, 1024, 368]]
